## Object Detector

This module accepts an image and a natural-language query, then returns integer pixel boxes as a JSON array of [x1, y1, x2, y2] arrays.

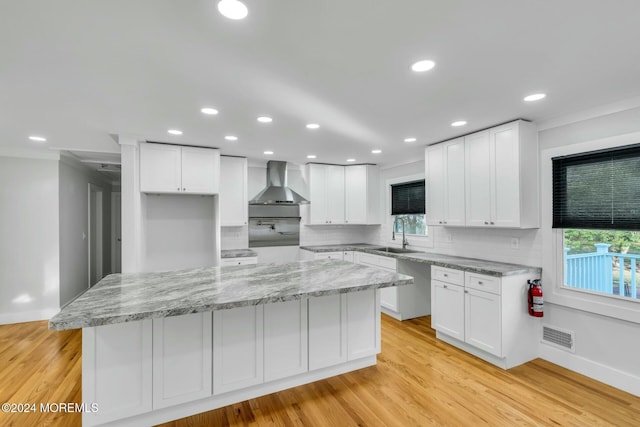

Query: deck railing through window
[[564, 244, 639, 298]]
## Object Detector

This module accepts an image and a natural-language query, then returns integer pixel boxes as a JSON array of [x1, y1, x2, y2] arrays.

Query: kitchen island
[[49, 260, 413, 427]]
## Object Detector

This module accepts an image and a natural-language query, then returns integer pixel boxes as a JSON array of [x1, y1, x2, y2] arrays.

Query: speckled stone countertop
[[300, 244, 540, 277], [221, 249, 257, 258], [299, 243, 382, 252], [49, 260, 413, 331]]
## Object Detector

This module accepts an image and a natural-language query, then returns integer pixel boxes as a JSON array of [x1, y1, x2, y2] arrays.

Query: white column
[[119, 136, 142, 273]]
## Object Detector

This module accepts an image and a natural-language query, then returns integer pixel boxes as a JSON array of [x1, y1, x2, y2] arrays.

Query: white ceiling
[[2, 0, 640, 167]]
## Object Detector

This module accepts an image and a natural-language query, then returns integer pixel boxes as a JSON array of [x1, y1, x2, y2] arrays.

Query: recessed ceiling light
[[451, 121, 467, 127], [371, 149, 382, 154], [217, 0, 248, 20], [306, 123, 320, 129], [224, 135, 238, 141], [411, 60, 435, 72], [201, 107, 219, 115], [404, 137, 417, 143], [168, 129, 183, 135], [28, 136, 47, 142], [264, 151, 274, 155], [257, 116, 272, 123], [524, 93, 546, 102], [307, 154, 317, 159], [346, 158, 356, 162]]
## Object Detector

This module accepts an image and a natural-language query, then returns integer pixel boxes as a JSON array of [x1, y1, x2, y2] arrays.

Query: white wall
[[536, 108, 640, 396], [0, 154, 60, 324], [142, 194, 216, 271], [59, 156, 114, 306]]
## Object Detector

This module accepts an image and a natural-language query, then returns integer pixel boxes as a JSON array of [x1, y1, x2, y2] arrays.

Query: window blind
[[391, 180, 425, 215], [552, 144, 640, 230]]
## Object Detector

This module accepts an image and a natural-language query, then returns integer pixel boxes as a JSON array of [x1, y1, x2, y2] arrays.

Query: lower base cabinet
[[83, 290, 381, 426], [431, 266, 538, 369], [264, 300, 308, 381], [213, 305, 264, 394], [153, 313, 212, 408]]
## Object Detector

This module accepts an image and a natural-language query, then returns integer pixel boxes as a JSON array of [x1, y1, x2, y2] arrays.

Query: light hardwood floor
[[1, 315, 639, 426]]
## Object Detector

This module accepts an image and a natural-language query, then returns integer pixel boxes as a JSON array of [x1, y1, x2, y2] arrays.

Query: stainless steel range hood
[[249, 160, 309, 205]]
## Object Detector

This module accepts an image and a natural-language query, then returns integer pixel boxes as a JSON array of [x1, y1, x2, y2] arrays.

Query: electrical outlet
[[446, 233, 453, 242], [510, 237, 520, 249]]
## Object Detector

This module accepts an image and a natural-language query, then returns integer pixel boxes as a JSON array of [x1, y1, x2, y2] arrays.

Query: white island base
[[82, 289, 381, 426]]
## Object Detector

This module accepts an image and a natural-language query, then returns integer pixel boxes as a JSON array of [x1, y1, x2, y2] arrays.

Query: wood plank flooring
[[1, 315, 639, 426]]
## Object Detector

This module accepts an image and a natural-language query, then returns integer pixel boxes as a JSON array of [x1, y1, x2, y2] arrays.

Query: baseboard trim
[[0, 308, 59, 325], [540, 342, 640, 397]]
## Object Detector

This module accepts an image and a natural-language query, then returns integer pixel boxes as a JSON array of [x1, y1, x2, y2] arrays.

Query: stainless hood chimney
[[249, 160, 309, 205]]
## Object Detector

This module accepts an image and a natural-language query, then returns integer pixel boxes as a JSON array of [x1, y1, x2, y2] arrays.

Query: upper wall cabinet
[[139, 142, 220, 195], [426, 120, 539, 229], [308, 164, 345, 224], [219, 156, 248, 226], [425, 137, 465, 226], [464, 120, 538, 228], [307, 163, 380, 225], [345, 165, 380, 225]]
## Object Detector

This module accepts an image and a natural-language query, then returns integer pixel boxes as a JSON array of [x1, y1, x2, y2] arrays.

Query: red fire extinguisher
[[527, 279, 543, 317]]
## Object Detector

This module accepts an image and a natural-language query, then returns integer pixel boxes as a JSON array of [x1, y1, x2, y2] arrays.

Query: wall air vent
[[542, 325, 575, 352]]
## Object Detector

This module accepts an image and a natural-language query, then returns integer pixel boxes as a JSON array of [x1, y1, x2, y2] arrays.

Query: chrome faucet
[[392, 217, 409, 249]]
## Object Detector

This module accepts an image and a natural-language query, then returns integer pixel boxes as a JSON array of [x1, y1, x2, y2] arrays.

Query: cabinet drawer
[[357, 253, 397, 271], [220, 257, 258, 266], [431, 266, 464, 286], [314, 252, 343, 260], [465, 272, 500, 295]]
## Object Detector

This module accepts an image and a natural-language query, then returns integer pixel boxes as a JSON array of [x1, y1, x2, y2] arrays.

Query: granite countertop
[[300, 244, 540, 277], [299, 243, 382, 252], [49, 260, 413, 331], [221, 249, 258, 258]]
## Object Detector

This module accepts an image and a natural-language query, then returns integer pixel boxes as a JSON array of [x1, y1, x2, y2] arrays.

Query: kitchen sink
[[373, 247, 422, 254]]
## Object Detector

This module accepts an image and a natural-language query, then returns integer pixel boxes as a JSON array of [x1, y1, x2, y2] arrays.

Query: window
[[552, 144, 640, 301], [391, 180, 426, 235]]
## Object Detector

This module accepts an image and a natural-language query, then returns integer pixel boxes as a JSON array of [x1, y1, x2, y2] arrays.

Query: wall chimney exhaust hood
[[249, 160, 309, 205]]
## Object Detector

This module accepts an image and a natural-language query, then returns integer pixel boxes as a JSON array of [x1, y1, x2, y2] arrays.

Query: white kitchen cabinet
[[465, 288, 501, 356], [430, 266, 538, 369], [219, 156, 248, 226], [313, 251, 343, 260], [431, 280, 464, 340], [425, 138, 465, 226], [308, 294, 348, 370], [346, 289, 380, 360], [152, 313, 212, 409], [140, 142, 220, 194], [82, 320, 152, 426], [213, 305, 264, 394], [345, 164, 380, 224], [464, 120, 539, 228], [220, 256, 258, 266], [354, 252, 399, 313], [308, 163, 345, 224], [264, 299, 308, 381]]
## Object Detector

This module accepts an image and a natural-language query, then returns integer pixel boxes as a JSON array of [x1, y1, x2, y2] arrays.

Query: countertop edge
[[301, 245, 541, 277], [48, 275, 413, 331]]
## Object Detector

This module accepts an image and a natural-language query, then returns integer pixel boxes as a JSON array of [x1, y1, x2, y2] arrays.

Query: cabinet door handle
[[443, 221, 447, 224], [478, 281, 483, 285], [490, 221, 495, 225], [443, 273, 448, 277], [464, 290, 469, 294], [484, 221, 489, 225], [177, 187, 180, 191], [443, 284, 448, 289], [439, 221, 443, 224], [183, 188, 186, 191]]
